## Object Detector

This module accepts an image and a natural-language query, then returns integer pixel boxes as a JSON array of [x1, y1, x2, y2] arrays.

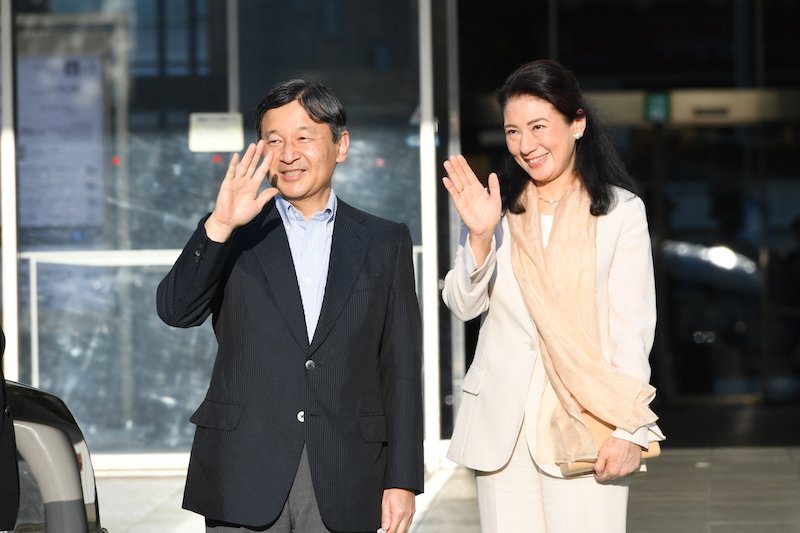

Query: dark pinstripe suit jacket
[[157, 199, 424, 531]]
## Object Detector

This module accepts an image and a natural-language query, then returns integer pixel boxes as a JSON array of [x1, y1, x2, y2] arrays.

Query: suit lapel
[[244, 200, 310, 353], [310, 201, 369, 354]]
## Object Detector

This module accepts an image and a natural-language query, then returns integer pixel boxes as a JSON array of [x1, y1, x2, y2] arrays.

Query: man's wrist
[[204, 214, 235, 243]]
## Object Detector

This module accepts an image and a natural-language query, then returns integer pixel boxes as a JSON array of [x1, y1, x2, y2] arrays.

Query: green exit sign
[[645, 93, 670, 123]]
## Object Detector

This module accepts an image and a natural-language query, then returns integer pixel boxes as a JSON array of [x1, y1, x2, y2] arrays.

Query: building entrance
[[620, 90, 800, 406]]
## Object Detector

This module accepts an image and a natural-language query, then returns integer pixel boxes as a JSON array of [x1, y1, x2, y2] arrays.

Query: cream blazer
[[443, 188, 661, 473]]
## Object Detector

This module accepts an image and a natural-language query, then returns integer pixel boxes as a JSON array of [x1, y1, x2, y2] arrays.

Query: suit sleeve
[[380, 223, 424, 494], [156, 215, 233, 328], [607, 196, 656, 383], [606, 196, 663, 446]]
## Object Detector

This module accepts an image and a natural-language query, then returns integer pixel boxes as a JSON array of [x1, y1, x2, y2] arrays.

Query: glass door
[[6, 0, 423, 462], [632, 121, 800, 403]]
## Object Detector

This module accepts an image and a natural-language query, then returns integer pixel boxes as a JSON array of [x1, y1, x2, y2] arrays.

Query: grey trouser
[[205, 445, 374, 533]]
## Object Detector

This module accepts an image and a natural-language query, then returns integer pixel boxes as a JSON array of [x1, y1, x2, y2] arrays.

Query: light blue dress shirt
[[275, 191, 337, 343]]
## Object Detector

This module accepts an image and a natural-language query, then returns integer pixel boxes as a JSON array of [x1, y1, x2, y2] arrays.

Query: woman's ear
[[574, 111, 587, 138]]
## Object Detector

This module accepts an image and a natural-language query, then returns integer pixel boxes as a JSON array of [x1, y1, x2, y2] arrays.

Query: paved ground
[[95, 446, 800, 533], [95, 474, 202, 533]]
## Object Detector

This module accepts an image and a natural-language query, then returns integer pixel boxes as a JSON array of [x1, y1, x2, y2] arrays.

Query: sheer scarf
[[507, 182, 657, 463]]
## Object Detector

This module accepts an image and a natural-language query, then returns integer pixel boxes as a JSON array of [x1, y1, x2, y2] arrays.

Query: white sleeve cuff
[[611, 426, 650, 449], [463, 234, 496, 283]]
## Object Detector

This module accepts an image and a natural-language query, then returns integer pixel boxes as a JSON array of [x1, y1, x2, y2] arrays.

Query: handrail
[[19, 245, 424, 388], [19, 249, 181, 388]]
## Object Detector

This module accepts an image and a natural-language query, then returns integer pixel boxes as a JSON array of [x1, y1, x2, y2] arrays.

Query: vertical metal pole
[[732, 0, 751, 87], [445, 0, 466, 417], [227, 0, 240, 113], [110, 14, 132, 252], [754, 0, 765, 88], [757, 126, 770, 399], [113, 16, 135, 427], [157, 0, 167, 129], [754, 0, 771, 399], [651, 122, 673, 399], [188, 0, 198, 76], [419, 0, 441, 471], [29, 259, 37, 387], [0, 0, 19, 381]]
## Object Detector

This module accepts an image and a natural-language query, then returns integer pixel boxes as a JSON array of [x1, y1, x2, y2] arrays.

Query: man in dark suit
[[157, 79, 423, 533], [1, 329, 21, 531]]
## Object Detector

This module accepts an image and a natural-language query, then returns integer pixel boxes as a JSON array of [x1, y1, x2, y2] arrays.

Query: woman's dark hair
[[496, 60, 639, 216], [254, 78, 347, 142]]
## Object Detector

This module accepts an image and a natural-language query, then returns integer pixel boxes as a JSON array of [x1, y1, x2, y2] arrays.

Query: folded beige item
[[559, 411, 661, 477]]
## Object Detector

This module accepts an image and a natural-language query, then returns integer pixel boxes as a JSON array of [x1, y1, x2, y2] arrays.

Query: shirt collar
[[275, 190, 338, 228]]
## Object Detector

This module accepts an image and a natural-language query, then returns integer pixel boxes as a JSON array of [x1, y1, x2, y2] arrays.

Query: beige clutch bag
[[559, 411, 661, 477]]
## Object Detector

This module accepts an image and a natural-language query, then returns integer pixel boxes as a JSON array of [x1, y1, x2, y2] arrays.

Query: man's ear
[[336, 131, 350, 163]]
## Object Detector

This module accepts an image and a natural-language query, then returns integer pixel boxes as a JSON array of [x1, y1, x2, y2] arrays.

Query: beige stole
[[507, 182, 658, 464]]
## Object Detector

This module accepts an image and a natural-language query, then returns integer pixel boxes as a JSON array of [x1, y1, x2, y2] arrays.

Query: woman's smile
[[526, 153, 549, 167]]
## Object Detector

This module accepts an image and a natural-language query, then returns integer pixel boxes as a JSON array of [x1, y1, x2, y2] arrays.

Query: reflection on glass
[[632, 124, 800, 401], [13, 1, 420, 455]]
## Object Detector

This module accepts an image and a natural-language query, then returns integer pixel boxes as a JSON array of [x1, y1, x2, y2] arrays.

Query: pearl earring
[[574, 133, 582, 140]]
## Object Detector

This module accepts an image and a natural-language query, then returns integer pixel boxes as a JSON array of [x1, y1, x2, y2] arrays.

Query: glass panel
[[13, 0, 420, 455], [765, 122, 800, 400], [456, 0, 800, 410], [626, 122, 800, 402], [660, 127, 762, 399], [18, 262, 214, 453], [237, 0, 421, 240]]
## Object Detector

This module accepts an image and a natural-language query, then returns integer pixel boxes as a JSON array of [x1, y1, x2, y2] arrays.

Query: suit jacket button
[[297, 411, 305, 423], [305, 360, 316, 370]]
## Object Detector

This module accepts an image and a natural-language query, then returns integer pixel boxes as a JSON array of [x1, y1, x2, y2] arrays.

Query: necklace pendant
[[537, 194, 558, 205]]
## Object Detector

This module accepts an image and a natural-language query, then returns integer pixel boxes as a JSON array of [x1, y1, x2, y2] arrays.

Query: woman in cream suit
[[441, 60, 663, 532]]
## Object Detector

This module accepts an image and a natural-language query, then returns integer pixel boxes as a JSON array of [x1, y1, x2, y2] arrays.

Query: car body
[[7, 380, 103, 533]]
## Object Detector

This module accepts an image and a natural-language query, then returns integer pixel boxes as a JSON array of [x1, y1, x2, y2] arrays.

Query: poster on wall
[[0, 55, 108, 312], [15, 54, 105, 229]]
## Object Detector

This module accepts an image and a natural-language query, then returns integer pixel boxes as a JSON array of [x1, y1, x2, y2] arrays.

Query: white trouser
[[475, 423, 630, 533]]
